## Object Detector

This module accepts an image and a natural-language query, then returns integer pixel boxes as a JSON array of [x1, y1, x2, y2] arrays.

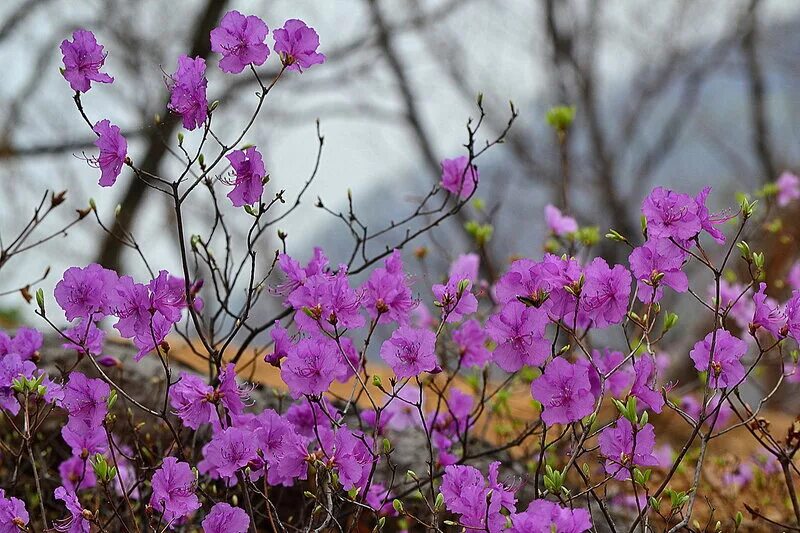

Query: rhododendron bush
[[4, 9, 800, 533]]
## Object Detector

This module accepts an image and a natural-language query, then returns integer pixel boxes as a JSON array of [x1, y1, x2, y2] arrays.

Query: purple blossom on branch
[[210, 11, 269, 74]]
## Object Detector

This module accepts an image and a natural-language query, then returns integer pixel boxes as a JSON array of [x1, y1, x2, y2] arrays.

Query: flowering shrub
[[3, 9, 800, 533]]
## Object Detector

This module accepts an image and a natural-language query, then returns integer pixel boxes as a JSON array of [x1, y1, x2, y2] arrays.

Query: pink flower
[[440, 156, 478, 198], [202, 503, 250, 533], [777, 171, 800, 207], [487, 301, 550, 372], [273, 19, 325, 71], [167, 55, 208, 131], [580, 257, 631, 329], [694, 187, 731, 244], [148, 270, 187, 324], [544, 204, 578, 236], [0, 354, 35, 415], [629, 238, 688, 303], [61, 418, 107, 456], [598, 417, 659, 480], [788, 261, 800, 291], [281, 338, 339, 398], [211, 11, 269, 74], [149, 457, 201, 526], [379, 326, 438, 378], [531, 358, 595, 426], [226, 146, 266, 207], [689, 329, 748, 388], [91, 120, 127, 187], [60, 30, 113, 92]]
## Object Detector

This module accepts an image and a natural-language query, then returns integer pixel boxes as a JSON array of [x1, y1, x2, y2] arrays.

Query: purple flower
[[752, 282, 787, 338], [167, 55, 208, 131], [777, 171, 800, 207], [544, 204, 578, 236], [169, 372, 215, 429], [59, 457, 96, 492], [379, 326, 438, 378], [383, 386, 423, 431], [200, 426, 258, 481], [55, 263, 118, 321], [149, 457, 201, 527], [0, 488, 28, 533], [583, 348, 632, 398], [0, 327, 42, 360], [715, 280, 753, 329], [629, 238, 688, 303], [723, 461, 754, 490], [273, 19, 325, 71], [452, 319, 491, 367], [680, 394, 733, 427], [148, 270, 187, 324], [281, 338, 339, 397], [324, 428, 375, 491], [264, 321, 291, 366], [61, 372, 109, 424], [60, 30, 113, 92], [689, 329, 748, 388], [132, 312, 172, 360], [211, 11, 269, 74], [510, 499, 592, 533], [54, 485, 90, 533], [91, 120, 126, 187], [598, 417, 659, 480], [440, 156, 478, 198], [786, 290, 800, 341], [0, 354, 35, 415], [226, 146, 266, 207], [361, 250, 416, 324], [202, 503, 250, 533], [695, 187, 731, 244], [217, 363, 247, 417], [432, 272, 478, 323], [288, 270, 364, 334], [449, 253, 480, 283], [61, 418, 107, 456], [630, 355, 664, 413], [789, 262, 800, 291], [581, 257, 631, 328], [365, 483, 398, 517], [642, 187, 701, 243], [487, 301, 550, 372], [109, 275, 151, 338], [440, 462, 516, 532], [531, 358, 595, 426], [62, 320, 105, 356]]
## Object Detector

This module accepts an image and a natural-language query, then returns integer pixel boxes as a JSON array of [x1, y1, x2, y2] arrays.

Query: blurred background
[[2, 0, 800, 342]]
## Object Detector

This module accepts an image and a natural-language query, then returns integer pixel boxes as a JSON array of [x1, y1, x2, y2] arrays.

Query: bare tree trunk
[[95, 0, 230, 271], [743, 0, 776, 183]]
